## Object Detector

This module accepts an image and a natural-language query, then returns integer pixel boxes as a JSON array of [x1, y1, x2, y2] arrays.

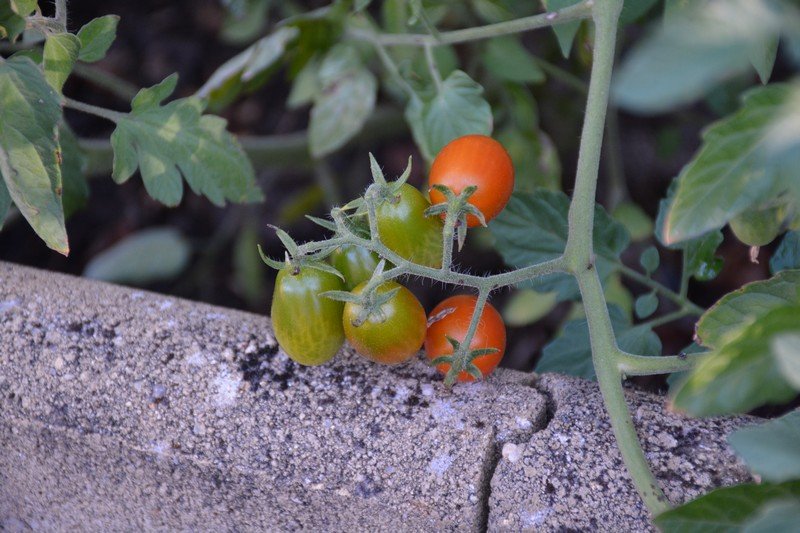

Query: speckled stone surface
[[488, 374, 755, 532], [0, 262, 548, 532]]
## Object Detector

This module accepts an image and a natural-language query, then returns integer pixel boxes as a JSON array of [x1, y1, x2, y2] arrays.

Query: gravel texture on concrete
[[489, 374, 755, 532], [0, 262, 547, 532]]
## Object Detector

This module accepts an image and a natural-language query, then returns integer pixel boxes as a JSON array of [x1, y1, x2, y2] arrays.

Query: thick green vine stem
[[564, 0, 671, 516]]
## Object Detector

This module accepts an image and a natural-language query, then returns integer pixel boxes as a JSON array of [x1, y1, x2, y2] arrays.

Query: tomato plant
[[343, 280, 426, 365], [429, 135, 515, 228], [425, 295, 506, 382], [271, 265, 345, 366], [375, 183, 444, 268]]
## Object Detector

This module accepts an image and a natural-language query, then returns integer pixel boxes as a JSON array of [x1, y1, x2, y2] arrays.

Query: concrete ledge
[[0, 262, 757, 531], [489, 374, 754, 532], [0, 262, 546, 531]]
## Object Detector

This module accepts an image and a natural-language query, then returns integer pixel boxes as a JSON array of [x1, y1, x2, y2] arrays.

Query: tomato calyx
[[258, 224, 345, 281], [320, 259, 398, 326], [425, 184, 486, 251], [430, 335, 500, 386]]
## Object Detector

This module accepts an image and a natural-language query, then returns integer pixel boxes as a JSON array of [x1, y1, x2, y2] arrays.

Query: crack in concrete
[[478, 374, 558, 532]]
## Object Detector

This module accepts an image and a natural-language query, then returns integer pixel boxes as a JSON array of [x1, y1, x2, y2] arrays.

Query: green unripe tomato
[[729, 204, 787, 247], [271, 266, 345, 366], [376, 183, 444, 268], [329, 245, 381, 291], [343, 280, 427, 365]]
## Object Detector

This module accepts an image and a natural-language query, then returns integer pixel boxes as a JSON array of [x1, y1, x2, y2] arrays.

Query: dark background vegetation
[[0, 0, 780, 377]]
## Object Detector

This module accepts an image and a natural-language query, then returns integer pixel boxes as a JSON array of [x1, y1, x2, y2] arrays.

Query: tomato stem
[[345, 1, 593, 47], [444, 288, 490, 386]]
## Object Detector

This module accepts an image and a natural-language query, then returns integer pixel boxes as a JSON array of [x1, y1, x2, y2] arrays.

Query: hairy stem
[[72, 63, 139, 101], [63, 97, 125, 122], [346, 1, 592, 47], [445, 287, 490, 386], [616, 350, 709, 377], [565, 0, 671, 516]]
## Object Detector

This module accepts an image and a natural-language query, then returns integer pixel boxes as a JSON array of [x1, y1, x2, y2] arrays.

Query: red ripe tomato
[[428, 135, 514, 228], [425, 294, 506, 382]]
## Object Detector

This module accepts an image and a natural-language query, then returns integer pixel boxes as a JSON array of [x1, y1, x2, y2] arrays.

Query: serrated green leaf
[[287, 56, 320, 109], [43, 33, 80, 92], [309, 45, 376, 158], [77, 15, 120, 63], [0, 56, 68, 254], [613, 0, 783, 114], [771, 231, 800, 274], [772, 333, 800, 390], [655, 481, 800, 533], [697, 270, 800, 349], [639, 246, 659, 274], [58, 123, 89, 217], [663, 84, 793, 244], [196, 26, 298, 108], [672, 305, 800, 416], [729, 409, 800, 483], [743, 499, 800, 533], [111, 74, 262, 207], [634, 292, 658, 319], [482, 36, 544, 84], [655, 178, 724, 281], [405, 70, 492, 161], [490, 190, 629, 300], [84, 227, 191, 284], [537, 304, 661, 380], [543, 0, 581, 58]]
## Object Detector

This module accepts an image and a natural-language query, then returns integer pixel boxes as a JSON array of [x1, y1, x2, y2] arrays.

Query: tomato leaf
[[0, 177, 11, 230], [542, 0, 581, 58], [639, 246, 659, 274], [537, 304, 661, 380], [58, 123, 89, 217], [405, 70, 492, 161], [197, 26, 299, 109], [0, 56, 68, 255], [671, 305, 800, 416], [655, 481, 800, 533], [111, 74, 262, 206], [481, 36, 544, 84], [634, 292, 658, 319], [309, 45, 377, 158], [0, 0, 37, 42], [43, 33, 80, 92], [743, 500, 800, 533], [771, 231, 800, 274], [84, 227, 191, 285], [662, 84, 794, 244], [772, 333, 800, 390], [489, 189, 629, 300], [697, 270, 800, 349], [728, 409, 800, 483], [613, 0, 784, 114], [77, 15, 120, 63]]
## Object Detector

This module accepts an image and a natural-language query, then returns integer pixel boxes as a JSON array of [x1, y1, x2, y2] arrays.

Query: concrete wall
[[0, 263, 754, 532]]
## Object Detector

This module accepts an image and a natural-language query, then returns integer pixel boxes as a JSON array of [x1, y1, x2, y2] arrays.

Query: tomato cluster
[[268, 135, 515, 383]]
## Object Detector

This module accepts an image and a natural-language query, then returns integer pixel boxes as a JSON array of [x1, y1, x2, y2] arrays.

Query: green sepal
[[305, 260, 345, 281], [257, 244, 286, 270], [368, 152, 387, 186], [470, 347, 499, 359], [268, 224, 299, 257], [465, 363, 484, 381], [305, 214, 337, 232], [320, 290, 361, 303], [429, 355, 455, 366]]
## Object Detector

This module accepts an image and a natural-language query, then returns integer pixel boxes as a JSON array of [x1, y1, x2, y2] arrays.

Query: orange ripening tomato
[[425, 294, 506, 382], [428, 135, 514, 228]]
